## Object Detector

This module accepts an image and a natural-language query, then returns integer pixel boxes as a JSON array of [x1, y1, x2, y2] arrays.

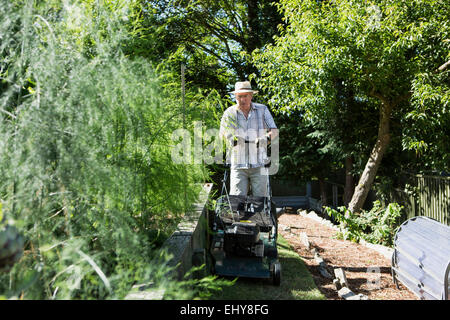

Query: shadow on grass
[[209, 235, 325, 300]]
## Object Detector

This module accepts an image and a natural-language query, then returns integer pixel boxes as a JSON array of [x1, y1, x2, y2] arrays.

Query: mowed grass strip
[[210, 235, 325, 300]]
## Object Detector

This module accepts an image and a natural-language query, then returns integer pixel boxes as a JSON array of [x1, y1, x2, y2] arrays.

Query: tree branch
[[436, 59, 450, 73]]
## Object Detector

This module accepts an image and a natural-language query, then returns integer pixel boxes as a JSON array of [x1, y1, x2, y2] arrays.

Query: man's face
[[236, 92, 253, 110]]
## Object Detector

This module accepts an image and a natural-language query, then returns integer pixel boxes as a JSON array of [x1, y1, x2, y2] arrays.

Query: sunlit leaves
[[254, 0, 450, 174], [0, 0, 212, 299]]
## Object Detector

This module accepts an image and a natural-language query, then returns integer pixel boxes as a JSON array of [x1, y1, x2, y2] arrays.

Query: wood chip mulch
[[278, 212, 418, 300]]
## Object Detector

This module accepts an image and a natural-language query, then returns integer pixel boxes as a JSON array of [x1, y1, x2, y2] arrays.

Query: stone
[[125, 283, 165, 300], [334, 267, 349, 288], [337, 287, 369, 300], [125, 289, 165, 300], [338, 287, 356, 299], [333, 278, 342, 291], [300, 232, 310, 250], [312, 248, 333, 279]]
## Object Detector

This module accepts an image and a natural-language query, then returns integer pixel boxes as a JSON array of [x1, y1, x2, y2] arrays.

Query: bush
[[0, 0, 223, 299], [324, 200, 403, 247]]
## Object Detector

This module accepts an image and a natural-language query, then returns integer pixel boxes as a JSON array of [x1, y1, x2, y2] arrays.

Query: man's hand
[[259, 132, 271, 145]]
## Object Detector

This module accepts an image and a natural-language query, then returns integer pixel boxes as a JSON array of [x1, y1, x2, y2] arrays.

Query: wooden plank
[[445, 182, 448, 225], [430, 177, 433, 219], [426, 176, 429, 218], [434, 177, 437, 221], [415, 174, 418, 217], [447, 183, 450, 225], [446, 180, 449, 225], [442, 179, 447, 225], [444, 182, 447, 224], [411, 192, 416, 220], [442, 180, 445, 224], [438, 179, 442, 224], [398, 173, 449, 226], [428, 177, 431, 220], [420, 176, 425, 217], [431, 177, 434, 220], [435, 178, 438, 222], [439, 179, 442, 223]]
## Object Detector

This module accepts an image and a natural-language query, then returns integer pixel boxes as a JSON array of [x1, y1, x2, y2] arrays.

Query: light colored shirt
[[220, 102, 277, 169]]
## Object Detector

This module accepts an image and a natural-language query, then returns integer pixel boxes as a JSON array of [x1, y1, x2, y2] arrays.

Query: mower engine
[[223, 222, 264, 257]]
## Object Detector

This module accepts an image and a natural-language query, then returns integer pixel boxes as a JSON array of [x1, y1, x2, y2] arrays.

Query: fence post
[[332, 184, 338, 208], [306, 181, 312, 197]]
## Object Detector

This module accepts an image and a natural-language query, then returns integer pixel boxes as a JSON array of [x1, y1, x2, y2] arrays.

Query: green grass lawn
[[209, 235, 325, 300]]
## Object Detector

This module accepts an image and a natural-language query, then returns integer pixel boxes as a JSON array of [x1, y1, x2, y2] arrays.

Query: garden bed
[[278, 212, 418, 300]]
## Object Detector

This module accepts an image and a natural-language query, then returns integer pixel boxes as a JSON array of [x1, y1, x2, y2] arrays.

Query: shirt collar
[[236, 103, 254, 114]]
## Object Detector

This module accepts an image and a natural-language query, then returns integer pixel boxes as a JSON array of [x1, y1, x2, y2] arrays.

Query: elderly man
[[220, 81, 277, 197]]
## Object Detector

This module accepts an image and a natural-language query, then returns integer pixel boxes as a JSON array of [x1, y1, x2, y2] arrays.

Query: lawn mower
[[210, 166, 282, 286]]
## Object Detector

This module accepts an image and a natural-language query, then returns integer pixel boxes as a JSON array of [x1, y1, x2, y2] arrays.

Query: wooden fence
[[389, 173, 450, 226], [272, 173, 450, 226], [319, 173, 450, 226]]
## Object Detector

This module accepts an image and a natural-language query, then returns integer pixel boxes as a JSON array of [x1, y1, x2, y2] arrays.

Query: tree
[[254, 0, 450, 213], [275, 112, 336, 206], [131, 0, 283, 92]]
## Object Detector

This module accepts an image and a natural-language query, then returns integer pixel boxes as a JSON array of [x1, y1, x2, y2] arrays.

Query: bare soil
[[278, 212, 418, 300]]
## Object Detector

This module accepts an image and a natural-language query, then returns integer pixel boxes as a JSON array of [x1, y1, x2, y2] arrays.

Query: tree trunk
[[318, 177, 327, 208], [348, 102, 392, 213], [246, 0, 261, 77], [344, 155, 354, 207], [247, 0, 260, 53]]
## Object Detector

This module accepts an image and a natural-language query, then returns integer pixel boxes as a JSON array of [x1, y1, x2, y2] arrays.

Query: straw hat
[[229, 81, 258, 94]]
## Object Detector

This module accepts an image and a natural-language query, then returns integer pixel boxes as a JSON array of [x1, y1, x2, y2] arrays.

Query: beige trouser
[[230, 167, 269, 197]]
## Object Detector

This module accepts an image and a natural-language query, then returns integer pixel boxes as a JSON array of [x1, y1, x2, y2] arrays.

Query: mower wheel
[[272, 261, 281, 286]]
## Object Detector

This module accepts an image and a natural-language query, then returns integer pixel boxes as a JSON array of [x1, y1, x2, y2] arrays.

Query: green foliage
[[0, 0, 222, 299], [253, 0, 450, 211], [274, 112, 334, 182], [0, 203, 25, 273], [402, 70, 450, 171], [256, 0, 449, 111], [163, 264, 236, 300], [132, 0, 283, 90], [267, 0, 448, 168], [325, 201, 403, 247]]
